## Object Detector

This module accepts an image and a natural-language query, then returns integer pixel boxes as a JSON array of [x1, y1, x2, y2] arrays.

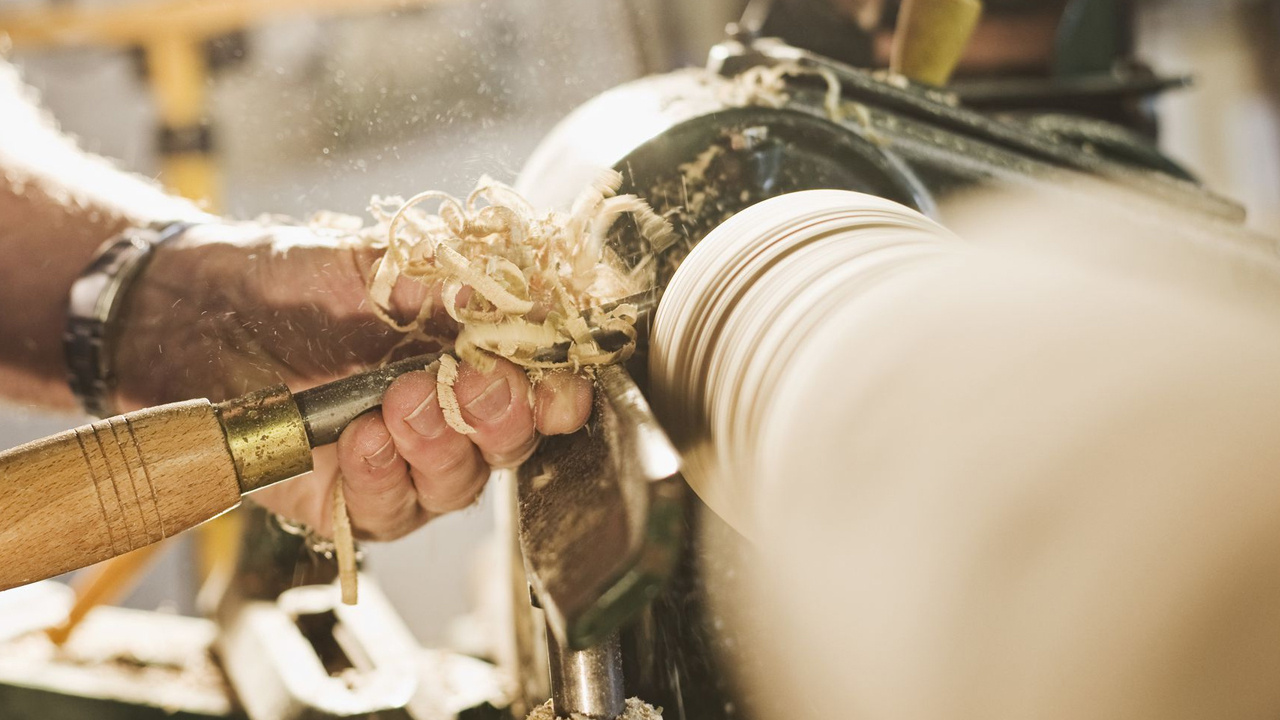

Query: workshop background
[[0, 0, 1276, 647]]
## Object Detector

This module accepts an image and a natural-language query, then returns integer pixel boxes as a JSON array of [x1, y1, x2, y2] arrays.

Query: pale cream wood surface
[[700, 190, 1280, 720], [0, 399, 241, 591]]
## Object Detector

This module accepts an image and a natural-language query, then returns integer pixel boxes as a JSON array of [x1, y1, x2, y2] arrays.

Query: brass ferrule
[[216, 384, 313, 493]]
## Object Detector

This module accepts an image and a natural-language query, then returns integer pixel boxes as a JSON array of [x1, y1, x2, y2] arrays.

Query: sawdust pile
[[346, 171, 673, 374], [525, 698, 663, 720]]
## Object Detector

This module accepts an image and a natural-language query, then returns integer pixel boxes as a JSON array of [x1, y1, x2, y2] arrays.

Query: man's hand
[[114, 222, 593, 540], [0, 59, 592, 542]]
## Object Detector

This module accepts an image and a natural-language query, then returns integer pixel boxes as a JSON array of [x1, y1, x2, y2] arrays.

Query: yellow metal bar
[[145, 34, 217, 206], [146, 34, 206, 126], [0, 0, 445, 50], [46, 544, 165, 645], [196, 511, 242, 595], [159, 152, 218, 207]]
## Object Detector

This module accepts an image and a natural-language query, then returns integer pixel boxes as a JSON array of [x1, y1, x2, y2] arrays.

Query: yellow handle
[[0, 400, 242, 591], [890, 0, 984, 87]]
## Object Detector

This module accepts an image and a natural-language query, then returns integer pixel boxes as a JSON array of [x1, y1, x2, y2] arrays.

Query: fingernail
[[363, 437, 398, 469], [549, 386, 580, 422], [465, 376, 512, 422], [539, 383, 585, 435], [405, 390, 446, 438]]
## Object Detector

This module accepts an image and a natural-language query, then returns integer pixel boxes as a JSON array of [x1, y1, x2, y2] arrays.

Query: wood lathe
[[2, 2, 1266, 719]]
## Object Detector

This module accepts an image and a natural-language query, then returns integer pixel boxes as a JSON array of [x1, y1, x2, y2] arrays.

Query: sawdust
[[525, 697, 663, 720]]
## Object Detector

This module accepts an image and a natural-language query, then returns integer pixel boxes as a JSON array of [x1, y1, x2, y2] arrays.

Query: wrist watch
[[64, 221, 197, 418]]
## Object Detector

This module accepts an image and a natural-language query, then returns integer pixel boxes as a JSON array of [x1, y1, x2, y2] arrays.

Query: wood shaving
[[717, 62, 900, 147], [720, 62, 844, 121], [351, 173, 671, 373], [525, 698, 663, 720], [871, 68, 913, 90], [869, 68, 961, 106], [435, 355, 476, 435], [331, 478, 358, 605]]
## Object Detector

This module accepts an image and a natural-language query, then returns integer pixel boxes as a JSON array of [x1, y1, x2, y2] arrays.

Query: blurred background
[[0, 0, 1276, 648]]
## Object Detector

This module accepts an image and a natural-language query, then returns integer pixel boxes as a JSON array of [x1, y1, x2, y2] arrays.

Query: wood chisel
[[0, 298, 652, 592]]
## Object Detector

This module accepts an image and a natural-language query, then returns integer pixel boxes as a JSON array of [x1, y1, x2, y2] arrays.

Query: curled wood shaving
[[331, 478, 358, 605], [436, 243, 534, 315], [352, 173, 670, 372], [720, 61, 845, 122], [436, 355, 476, 435], [455, 322, 560, 370], [719, 64, 791, 108]]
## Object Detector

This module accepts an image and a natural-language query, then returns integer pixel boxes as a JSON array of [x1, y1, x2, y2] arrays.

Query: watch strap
[[65, 222, 195, 418]]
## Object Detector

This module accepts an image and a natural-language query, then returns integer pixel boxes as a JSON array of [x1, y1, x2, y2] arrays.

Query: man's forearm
[[0, 60, 209, 409]]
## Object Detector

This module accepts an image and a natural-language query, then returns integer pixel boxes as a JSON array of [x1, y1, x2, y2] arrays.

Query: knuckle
[[428, 443, 478, 480], [480, 427, 538, 461], [421, 466, 488, 512]]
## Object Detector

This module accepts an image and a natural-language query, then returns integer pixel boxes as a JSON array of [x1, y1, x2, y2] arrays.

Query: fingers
[[534, 370, 594, 435], [335, 412, 429, 540], [253, 359, 594, 542], [381, 369, 492, 514], [452, 359, 539, 467]]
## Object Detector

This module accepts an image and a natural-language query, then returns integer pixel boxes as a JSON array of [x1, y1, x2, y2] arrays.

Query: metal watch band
[[64, 221, 196, 418]]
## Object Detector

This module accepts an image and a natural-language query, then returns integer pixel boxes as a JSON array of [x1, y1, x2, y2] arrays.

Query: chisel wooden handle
[[0, 358, 443, 593], [0, 400, 245, 591]]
